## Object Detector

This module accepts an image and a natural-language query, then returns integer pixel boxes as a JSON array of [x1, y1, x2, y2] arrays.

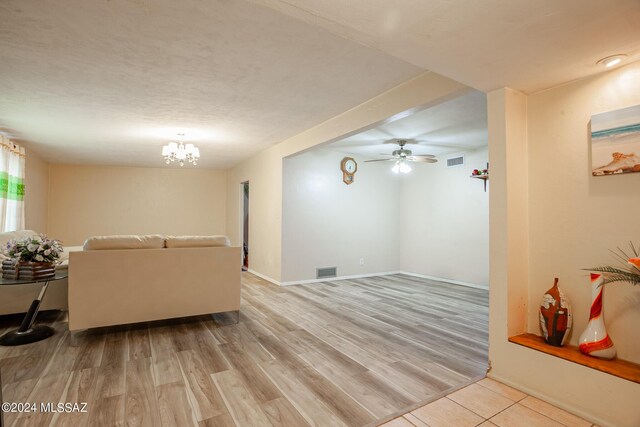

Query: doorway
[[241, 181, 249, 271]]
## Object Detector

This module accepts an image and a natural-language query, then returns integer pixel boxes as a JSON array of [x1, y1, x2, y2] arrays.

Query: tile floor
[[380, 377, 598, 427]]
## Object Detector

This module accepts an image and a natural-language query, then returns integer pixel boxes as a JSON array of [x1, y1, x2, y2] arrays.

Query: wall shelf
[[470, 174, 489, 191], [509, 333, 640, 384], [471, 162, 489, 191]]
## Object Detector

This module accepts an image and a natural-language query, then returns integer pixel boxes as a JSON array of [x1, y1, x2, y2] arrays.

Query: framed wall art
[[591, 104, 640, 176]]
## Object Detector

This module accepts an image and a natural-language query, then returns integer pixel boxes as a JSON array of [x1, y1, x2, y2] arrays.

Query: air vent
[[316, 267, 337, 279], [447, 155, 465, 167]]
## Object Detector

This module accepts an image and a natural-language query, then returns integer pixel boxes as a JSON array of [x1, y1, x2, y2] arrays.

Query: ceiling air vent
[[316, 267, 337, 279], [446, 155, 465, 167]]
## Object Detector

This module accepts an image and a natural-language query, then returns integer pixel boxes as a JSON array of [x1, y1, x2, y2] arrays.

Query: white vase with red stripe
[[578, 273, 616, 359]]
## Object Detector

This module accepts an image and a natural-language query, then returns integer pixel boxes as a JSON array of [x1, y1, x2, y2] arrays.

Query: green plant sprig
[[585, 266, 640, 285], [583, 241, 640, 286]]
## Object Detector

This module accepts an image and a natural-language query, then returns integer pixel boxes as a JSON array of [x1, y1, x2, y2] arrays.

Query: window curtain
[[0, 135, 25, 232]]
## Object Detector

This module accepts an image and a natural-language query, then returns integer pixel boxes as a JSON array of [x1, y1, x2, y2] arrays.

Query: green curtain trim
[[0, 172, 25, 201]]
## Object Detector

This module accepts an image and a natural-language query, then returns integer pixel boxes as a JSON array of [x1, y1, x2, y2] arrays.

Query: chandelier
[[162, 135, 200, 166]]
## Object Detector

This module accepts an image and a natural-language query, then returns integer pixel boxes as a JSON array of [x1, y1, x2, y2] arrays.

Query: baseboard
[[486, 372, 604, 427], [246, 269, 281, 286], [279, 271, 402, 286], [399, 271, 488, 290], [246, 268, 488, 290]]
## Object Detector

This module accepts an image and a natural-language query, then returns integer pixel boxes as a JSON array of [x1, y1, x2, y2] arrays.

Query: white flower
[[35, 254, 44, 262], [27, 243, 39, 252], [44, 249, 51, 256]]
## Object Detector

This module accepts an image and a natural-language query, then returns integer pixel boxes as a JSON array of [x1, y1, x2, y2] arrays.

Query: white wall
[[399, 147, 489, 285], [281, 149, 400, 283], [280, 146, 489, 285], [48, 164, 227, 245]]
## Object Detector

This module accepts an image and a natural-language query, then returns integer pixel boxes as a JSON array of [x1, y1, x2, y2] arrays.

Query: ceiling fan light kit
[[364, 138, 437, 174], [392, 159, 412, 174]]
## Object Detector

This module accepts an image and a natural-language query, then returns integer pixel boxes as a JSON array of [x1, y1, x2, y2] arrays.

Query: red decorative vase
[[539, 278, 572, 346], [578, 274, 616, 359]]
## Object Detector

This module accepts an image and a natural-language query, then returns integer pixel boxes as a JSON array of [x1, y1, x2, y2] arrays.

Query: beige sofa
[[68, 235, 241, 331], [0, 230, 82, 315]]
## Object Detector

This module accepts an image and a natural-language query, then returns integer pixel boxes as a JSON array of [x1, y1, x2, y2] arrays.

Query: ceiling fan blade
[[410, 154, 436, 158], [407, 157, 438, 163], [364, 158, 395, 163]]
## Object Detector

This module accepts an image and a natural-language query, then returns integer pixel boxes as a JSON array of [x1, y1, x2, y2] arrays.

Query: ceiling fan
[[364, 139, 437, 174]]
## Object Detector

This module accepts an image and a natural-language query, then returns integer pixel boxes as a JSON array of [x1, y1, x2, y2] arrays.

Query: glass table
[[0, 271, 68, 346]]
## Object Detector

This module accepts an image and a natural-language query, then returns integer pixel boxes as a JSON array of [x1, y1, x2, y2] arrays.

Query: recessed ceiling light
[[597, 54, 627, 68]]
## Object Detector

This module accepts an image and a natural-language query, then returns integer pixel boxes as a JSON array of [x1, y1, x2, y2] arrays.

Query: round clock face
[[344, 159, 357, 174]]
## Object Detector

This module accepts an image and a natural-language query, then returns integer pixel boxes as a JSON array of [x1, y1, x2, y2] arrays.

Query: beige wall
[[226, 71, 471, 283], [24, 150, 49, 233], [527, 63, 640, 361], [488, 62, 640, 427], [48, 165, 227, 246]]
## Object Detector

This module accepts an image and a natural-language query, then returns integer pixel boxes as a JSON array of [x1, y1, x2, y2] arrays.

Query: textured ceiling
[[0, 0, 422, 168], [326, 91, 487, 159], [250, 0, 640, 93], [2, 1, 639, 169]]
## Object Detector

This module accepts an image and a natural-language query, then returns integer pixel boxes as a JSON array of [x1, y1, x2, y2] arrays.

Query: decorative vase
[[19, 261, 56, 280], [578, 273, 616, 359], [1, 258, 19, 279], [539, 278, 572, 346]]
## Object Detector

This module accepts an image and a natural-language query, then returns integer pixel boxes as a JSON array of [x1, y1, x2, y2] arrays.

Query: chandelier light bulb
[[162, 135, 200, 166]]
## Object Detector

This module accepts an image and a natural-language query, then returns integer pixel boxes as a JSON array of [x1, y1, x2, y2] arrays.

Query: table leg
[[0, 280, 55, 346]]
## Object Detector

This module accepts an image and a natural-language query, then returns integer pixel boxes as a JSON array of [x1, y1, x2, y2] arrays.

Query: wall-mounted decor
[[470, 162, 489, 191], [340, 157, 357, 185], [591, 104, 640, 176]]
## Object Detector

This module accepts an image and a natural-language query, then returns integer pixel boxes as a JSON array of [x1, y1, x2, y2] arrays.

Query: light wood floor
[[0, 273, 489, 427]]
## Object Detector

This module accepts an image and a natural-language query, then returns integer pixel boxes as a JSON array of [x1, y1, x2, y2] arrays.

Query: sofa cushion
[[83, 234, 165, 251], [165, 235, 230, 248]]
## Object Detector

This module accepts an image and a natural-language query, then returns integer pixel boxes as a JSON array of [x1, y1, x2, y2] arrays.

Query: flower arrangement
[[586, 242, 640, 286], [3, 235, 63, 264]]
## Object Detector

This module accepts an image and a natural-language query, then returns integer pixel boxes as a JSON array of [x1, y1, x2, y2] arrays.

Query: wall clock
[[340, 157, 357, 185]]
